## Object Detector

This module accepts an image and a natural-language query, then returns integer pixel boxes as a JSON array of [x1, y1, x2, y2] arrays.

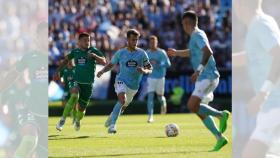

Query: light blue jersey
[[188, 28, 220, 80], [147, 48, 171, 79], [111, 47, 151, 90], [245, 12, 280, 112]]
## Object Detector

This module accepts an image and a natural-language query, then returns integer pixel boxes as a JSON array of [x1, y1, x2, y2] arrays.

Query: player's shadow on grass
[[154, 136, 167, 138], [48, 135, 109, 140], [49, 150, 209, 158]]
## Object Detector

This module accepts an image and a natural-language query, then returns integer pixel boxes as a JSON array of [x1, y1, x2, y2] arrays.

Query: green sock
[[14, 135, 38, 158], [76, 110, 85, 121], [202, 116, 221, 140], [62, 94, 78, 118]]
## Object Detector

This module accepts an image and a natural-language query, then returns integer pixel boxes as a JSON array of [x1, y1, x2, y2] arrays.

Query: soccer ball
[[165, 123, 179, 137]]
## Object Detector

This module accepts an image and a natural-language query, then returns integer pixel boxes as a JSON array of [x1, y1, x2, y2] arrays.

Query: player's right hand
[[167, 48, 177, 57], [53, 72, 60, 81], [97, 70, 103, 78]]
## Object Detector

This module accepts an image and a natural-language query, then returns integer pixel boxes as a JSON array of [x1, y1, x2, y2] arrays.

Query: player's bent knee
[[118, 93, 126, 105], [77, 104, 86, 112], [70, 88, 79, 94], [187, 96, 201, 113]]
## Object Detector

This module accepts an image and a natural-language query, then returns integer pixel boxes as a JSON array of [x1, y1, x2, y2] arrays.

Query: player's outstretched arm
[[97, 62, 114, 78], [190, 45, 212, 83], [167, 48, 190, 57], [137, 64, 153, 74], [88, 53, 107, 65], [53, 57, 70, 81]]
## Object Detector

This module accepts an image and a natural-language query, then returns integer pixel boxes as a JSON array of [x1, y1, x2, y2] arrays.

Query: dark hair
[[182, 11, 198, 25], [126, 29, 140, 38], [78, 32, 90, 40], [149, 35, 158, 41]]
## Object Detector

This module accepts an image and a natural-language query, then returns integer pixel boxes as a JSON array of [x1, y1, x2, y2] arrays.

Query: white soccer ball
[[165, 123, 179, 137]]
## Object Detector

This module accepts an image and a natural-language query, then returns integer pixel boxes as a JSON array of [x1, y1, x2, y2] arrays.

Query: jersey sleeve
[[195, 32, 209, 50], [111, 50, 121, 65], [142, 51, 151, 67], [160, 50, 171, 67], [256, 19, 280, 53], [92, 47, 105, 57], [67, 50, 75, 60]]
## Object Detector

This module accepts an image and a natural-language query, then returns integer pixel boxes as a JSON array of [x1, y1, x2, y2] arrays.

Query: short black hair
[[127, 29, 140, 38], [79, 32, 90, 40], [182, 11, 198, 25]]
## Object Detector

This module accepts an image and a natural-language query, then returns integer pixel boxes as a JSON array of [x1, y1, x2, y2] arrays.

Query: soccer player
[[53, 32, 106, 131], [146, 35, 171, 123], [233, 0, 280, 157], [60, 61, 75, 106], [97, 29, 152, 133], [0, 22, 48, 158], [54, 60, 76, 131], [167, 11, 230, 151]]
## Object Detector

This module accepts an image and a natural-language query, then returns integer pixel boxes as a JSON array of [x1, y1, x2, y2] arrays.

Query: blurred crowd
[[0, 0, 47, 73], [49, 0, 232, 72]]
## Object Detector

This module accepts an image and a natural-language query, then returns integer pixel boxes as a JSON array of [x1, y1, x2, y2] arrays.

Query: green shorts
[[77, 82, 93, 109], [68, 81, 93, 109]]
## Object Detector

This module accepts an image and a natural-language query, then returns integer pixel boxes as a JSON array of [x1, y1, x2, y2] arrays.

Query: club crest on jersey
[[77, 57, 87, 65], [126, 59, 138, 67]]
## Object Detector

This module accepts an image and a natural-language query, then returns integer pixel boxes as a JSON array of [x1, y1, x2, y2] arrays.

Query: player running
[[167, 11, 230, 151], [97, 29, 152, 134], [54, 60, 76, 131], [54, 32, 106, 131], [146, 35, 171, 123]]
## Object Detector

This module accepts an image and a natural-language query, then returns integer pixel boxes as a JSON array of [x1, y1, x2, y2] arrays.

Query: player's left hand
[[191, 71, 199, 83], [247, 92, 267, 115], [136, 66, 146, 74]]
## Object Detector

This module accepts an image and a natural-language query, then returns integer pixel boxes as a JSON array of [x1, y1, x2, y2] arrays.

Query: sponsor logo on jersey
[[77, 57, 87, 65], [126, 60, 138, 67]]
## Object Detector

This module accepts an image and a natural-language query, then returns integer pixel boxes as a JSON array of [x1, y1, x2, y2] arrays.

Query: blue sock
[[147, 92, 154, 116], [202, 116, 221, 140], [198, 104, 222, 117], [111, 102, 122, 125]]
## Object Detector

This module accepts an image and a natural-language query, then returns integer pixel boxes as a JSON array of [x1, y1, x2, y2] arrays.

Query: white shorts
[[192, 78, 219, 104], [250, 108, 280, 146], [147, 77, 165, 95], [114, 80, 138, 105]]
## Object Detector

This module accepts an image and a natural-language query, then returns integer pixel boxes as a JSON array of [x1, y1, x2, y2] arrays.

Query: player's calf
[[187, 96, 201, 113]]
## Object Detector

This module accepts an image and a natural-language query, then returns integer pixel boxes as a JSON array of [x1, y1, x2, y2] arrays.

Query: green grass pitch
[[48, 114, 231, 158]]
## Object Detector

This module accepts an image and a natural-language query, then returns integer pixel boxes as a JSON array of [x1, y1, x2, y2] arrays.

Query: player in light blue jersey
[[146, 35, 171, 123], [168, 11, 229, 151], [97, 29, 152, 133], [233, 0, 280, 157]]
